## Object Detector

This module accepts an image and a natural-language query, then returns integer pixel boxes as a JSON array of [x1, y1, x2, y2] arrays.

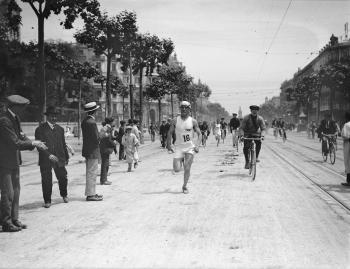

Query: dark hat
[[44, 106, 59, 115], [6, 95, 30, 105], [104, 117, 114, 124], [249, 105, 260, 110], [232, 113, 237, 116], [84, 102, 100, 112]]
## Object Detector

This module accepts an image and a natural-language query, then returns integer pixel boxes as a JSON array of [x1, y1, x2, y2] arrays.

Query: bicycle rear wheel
[[329, 145, 336, 164]]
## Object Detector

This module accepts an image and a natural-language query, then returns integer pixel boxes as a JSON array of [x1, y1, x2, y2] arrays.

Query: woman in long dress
[[341, 111, 350, 187]]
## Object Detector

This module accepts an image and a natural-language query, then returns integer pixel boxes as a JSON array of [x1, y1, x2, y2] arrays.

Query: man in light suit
[[81, 102, 103, 201], [0, 95, 47, 232], [35, 106, 70, 208]]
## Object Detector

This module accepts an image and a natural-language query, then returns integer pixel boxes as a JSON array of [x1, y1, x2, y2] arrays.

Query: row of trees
[[1, 0, 228, 124]]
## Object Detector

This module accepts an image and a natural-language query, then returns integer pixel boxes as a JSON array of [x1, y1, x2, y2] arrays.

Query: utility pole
[[129, 52, 134, 120]]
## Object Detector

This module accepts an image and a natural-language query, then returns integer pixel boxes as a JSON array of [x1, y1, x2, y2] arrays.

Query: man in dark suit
[[81, 102, 103, 201], [159, 120, 167, 148], [118, 120, 126, 160], [0, 95, 47, 232], [35, 106, 70, 208]]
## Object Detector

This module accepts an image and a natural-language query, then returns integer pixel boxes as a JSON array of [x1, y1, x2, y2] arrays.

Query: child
[[122, 125, 140, 172]]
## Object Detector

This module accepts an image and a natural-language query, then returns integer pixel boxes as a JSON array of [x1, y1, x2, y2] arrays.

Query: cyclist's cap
[[180, 101, 191, 108], [249, 105, 260, 110], [232, 113, 237, 116]]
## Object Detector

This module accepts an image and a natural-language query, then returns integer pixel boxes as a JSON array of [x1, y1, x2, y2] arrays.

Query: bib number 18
[[183, 134, 190, 142]]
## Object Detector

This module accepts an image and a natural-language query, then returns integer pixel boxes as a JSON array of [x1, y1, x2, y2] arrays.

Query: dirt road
[[0, 132, 349, 268]]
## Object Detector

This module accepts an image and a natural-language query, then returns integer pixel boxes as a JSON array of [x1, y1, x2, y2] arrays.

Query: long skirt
[[344, 141, 350, 174]]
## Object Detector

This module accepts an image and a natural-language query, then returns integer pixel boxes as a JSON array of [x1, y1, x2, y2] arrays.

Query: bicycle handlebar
[[321, 133, 337, 137], [242, 137, 264, 141]]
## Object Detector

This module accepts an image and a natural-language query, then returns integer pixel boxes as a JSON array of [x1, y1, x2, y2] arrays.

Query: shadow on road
[[142, 188, 183, 195], [218, 173, 251, 179], [19, 197, 86, 211], [322, 184, 350, 193]]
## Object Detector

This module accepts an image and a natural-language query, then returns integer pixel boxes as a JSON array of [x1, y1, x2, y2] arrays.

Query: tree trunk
[[106, 53, 112, 117], [122, 96, 125, 120], [129, 52, 134, 120], [77, 79, 82, 141], [158, 98, 162, 124], [139, 66, 144, 144], [170, 93, 174, 118], [38, 15, 46, 122]]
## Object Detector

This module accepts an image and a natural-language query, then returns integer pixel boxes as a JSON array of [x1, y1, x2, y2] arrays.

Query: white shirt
[[175, 116, 194, 147], [341, 122, 350, 141]]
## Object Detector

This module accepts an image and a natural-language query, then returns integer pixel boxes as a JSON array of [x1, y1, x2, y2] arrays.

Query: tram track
[[266, 143, 350, 213]]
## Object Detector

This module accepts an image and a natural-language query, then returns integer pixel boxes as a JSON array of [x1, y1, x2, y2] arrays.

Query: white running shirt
[[175, 116, 194, 148]]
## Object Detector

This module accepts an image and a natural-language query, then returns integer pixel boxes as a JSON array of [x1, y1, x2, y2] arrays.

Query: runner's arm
[[192, 119, 202, 150]]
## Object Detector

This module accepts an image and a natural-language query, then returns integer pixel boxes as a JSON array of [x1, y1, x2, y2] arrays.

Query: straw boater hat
[[6, 95, 30, 105], [84, 102, 100, 112]]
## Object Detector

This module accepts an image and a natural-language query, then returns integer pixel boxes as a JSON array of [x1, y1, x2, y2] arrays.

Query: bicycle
[[232, 129, 239, 151], [321, 133, 336, 165], [242, 137, 263, 181]]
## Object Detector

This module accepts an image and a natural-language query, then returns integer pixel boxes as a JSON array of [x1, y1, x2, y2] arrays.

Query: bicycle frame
[[242, 137, 263, 180]]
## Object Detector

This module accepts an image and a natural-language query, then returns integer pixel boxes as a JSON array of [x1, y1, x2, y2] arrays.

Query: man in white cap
[[81, 102, 103, 201], [167, 101, 202, 194], [0, 95, 47, 232]]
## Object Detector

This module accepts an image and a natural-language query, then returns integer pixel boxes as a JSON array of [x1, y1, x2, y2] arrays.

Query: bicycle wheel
[[329, 144, 336, 164], [250, 149, 257, 180]]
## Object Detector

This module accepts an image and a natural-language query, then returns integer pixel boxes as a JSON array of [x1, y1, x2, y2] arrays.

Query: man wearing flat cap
[[0, 95, 47, 232], [229, 112, 240, 148], [81, 102, 103, 201], [35, 106, 70, 208], [240, 105, 266, 169]]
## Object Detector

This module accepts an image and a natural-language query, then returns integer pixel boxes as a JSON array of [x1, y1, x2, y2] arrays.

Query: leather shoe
[[341, 182, 350, 187], [62, 197, 69, 203], [244, 163, 250, 169], [101, 181, 112, 185], [86, 195, 103, 201], [44, 202, 51, 208], [13, 220, 27, 229], [2, 223, 21, 232]]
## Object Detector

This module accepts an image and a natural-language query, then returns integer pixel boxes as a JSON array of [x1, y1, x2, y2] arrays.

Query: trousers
[[40, 166, 68, 203], [85, 158, 98, 196], [100, 153, 110, 184], [0, 167, 20, 225], [243, 140, 262, 163]]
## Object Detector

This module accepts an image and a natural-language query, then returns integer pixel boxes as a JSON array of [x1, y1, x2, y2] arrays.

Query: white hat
[[180, 101, 191, 108], [84, 102, 100, 112]]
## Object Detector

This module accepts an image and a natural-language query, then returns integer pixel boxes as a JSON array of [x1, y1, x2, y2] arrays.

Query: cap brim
[[84, 105, 100, 112]]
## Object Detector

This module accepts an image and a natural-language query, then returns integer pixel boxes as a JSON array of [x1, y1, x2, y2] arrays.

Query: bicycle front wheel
[[329, 145, 336, 164], [249, 150, 257, 180]]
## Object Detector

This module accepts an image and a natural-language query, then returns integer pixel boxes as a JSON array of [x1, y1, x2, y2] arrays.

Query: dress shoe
[[13, 220, 27, 229], [244, 163, 250, 169], [2, 223, 21, 232], [86, 195, 103, 201], [62, 197, 69, 203], [101, 181, 112, 185], [95, 194, 103, 198], [341, 182, 350, 187], [44, 202, 51, 208]]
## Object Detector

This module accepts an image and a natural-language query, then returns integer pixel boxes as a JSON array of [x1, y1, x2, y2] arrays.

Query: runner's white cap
[[180, 101, 191, 108]]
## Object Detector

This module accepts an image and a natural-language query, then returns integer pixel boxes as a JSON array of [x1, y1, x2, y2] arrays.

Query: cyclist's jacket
[[199, 123, 209, 133], [175, 116, 194, 148], [220, 121, 227, 131], [240, 114, 266, 136], [229, 118, 240, 131], [318, 119, 337, 135], [277, 120, 285, 128]]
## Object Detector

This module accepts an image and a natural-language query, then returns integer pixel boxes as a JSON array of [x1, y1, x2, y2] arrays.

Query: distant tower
[[238, 106, 242, 119]]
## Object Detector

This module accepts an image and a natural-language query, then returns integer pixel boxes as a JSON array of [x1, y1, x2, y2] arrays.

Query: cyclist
[[318, 113, 338, 156], [199, 121, 210, 146], [219, 117, 227, 143], [271, 118, 278, 138], [277, 117, 287, 140], [310, 121, 317, 139], [240, 105, 266, 169], [229, 113, 240, 148]]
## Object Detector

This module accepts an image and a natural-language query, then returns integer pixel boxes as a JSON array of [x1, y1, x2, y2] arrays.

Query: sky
[[18, 0, 350, 115]]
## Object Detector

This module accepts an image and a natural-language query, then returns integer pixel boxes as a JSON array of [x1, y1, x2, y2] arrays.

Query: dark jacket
[[0, 111, 34, 169], [241, 114, 266, 136], [99, 125, 115, 155], [318, 119, 337, 135], [117, 126, 125, 144], [159, 124, 167, 136], [81, 116, 100, 159], [35, 122, 69, 167], [229, 118, 240, 130]]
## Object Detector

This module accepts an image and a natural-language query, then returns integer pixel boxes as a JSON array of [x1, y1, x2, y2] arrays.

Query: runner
[[229, 113, 240, 148], [167, 101, 201, 194], [219, 117, 227, 143], [213, 119, 221, 147]]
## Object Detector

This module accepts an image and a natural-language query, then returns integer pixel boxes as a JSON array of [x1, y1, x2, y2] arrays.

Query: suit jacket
[[81, 115, 100, 159], [241, 114, 266, 136], [35, 122, 69, 168], [318, 119, 337, 135], [0, 111, 34, 169], [99, 124, 115, 155]]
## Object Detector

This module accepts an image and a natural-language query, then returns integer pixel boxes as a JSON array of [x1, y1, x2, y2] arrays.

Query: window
[[95, 62, 101, 70], [112, 63, 116, 72]]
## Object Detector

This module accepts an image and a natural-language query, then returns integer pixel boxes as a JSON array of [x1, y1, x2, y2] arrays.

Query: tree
[[122, 33, 173, 128], [14, 0, 101, 121], [75, 10, 137, 117], [145, 77, 168, 123], [110, 76, 129, 119]]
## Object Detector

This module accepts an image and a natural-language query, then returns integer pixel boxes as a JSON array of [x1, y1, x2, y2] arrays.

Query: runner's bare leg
[[183, 153, 194, 189]]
